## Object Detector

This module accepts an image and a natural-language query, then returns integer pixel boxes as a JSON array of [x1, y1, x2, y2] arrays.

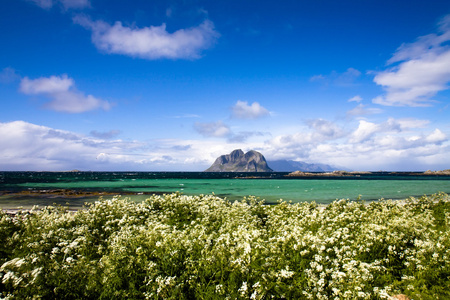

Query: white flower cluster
[[0, 192, 449, 299]]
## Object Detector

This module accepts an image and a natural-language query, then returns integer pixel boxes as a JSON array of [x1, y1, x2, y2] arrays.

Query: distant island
[[205, 149, 273, 172], [285, 170, 371, 177], [424, 169, 450, 175], [205, 149, 341, 172], [286, 170, 450, 177], [267, 160, 338, 172]]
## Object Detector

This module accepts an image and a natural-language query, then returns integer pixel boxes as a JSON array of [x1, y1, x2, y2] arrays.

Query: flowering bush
[[1, 192, 449, 299]]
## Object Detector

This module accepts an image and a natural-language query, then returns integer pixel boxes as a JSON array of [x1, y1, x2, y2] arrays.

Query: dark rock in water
[[205, 149, 273, 172], [285, 170, 371, 177], [267, 160, 338, 172]]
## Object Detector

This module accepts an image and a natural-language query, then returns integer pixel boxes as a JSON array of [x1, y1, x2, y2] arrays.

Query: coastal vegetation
[[1, 192, 449, 299]]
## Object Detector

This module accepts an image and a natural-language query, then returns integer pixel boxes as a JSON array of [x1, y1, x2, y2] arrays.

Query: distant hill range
[[205, 149, 339, 172], [267, 160, 338, 172], [205, 149, 273, 172]]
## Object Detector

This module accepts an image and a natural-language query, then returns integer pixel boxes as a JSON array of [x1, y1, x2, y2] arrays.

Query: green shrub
[[1, 193, 449, 299]]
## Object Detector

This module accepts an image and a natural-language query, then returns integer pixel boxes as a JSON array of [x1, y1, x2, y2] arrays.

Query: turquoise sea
[[1, 171, 450, 209]]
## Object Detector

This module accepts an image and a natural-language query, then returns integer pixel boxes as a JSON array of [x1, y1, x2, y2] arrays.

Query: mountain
[[267, 160, 338, 172], [205, 149, 273, 172]]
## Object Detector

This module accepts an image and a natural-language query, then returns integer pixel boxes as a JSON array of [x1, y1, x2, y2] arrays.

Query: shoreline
[[0, 188, 160, 198]]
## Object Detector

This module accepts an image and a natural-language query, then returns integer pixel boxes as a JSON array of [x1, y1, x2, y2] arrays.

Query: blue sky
[[1, 0, 450, 171]]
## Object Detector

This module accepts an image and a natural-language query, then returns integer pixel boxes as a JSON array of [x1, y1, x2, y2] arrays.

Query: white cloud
[[0, 120, 249, 171], [0, 121, 99, 170], [347, 104, 382, 117], [194, 121, 231, 138], [348, 118, 429, 143], [263, 120, 346, 162], [1, 119, 448, 172], [306, 119, 344, 140], [394, 118, 430, 129], [29, 0, 90, 10], [426, 128, 447, 144], [348, 95, 362, 102], [19, 74, 111, 113], [373, 14, 450, 106], [20, 75, 73, 94], [231, 100, 270, 119], [0, 121, 166, 171], [263, 117, 449, 171], [349, 120, 380, 143], [73, 15, 219, 60]]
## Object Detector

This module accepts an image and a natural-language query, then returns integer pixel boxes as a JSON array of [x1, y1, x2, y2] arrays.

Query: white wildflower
[[215, 284, 223, 294], [238, 281, 248, 297]]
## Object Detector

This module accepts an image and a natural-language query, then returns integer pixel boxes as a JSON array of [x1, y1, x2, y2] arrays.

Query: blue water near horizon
[[1, 171, 450, 209]]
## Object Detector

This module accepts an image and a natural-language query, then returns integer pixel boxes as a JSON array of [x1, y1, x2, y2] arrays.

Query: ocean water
[[1, 171, 450, 209]]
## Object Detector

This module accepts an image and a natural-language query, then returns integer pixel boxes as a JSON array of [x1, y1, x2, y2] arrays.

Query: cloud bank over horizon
[[0, 119, 447, 172]]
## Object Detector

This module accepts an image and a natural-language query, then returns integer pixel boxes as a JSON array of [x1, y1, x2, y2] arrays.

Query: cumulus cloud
[[1, 119, 448, 172], [263, 117, 449, 171], [373, 14, 450, 106], [348, 118, 430, 143], [73, 15, 219, 60], [29, 0, 90, 10], [0, 120, 237, 171], [231, 100, 270, 119], [20, 75, 73, 94], [306, 119, 344, 140], [0, 120, 158, 170], [426, 128, 447, 144], [0, 121, 105, 170], [349, 120, 380, 143], [19, 74, 111, 113], [265, 119, 345, 159], [194, 121, 231, 138]]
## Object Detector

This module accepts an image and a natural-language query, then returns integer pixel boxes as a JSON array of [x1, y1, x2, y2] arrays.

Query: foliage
[[0, 192, 449, 299]]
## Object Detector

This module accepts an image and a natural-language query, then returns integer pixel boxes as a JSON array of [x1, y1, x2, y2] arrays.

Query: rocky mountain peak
[[205, 149, 273, 172], [230, 149, 245, 160]]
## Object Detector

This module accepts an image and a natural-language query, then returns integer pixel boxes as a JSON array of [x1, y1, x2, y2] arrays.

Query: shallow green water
[[116, 178, 450, 203], [1, 171, 449, 208]]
